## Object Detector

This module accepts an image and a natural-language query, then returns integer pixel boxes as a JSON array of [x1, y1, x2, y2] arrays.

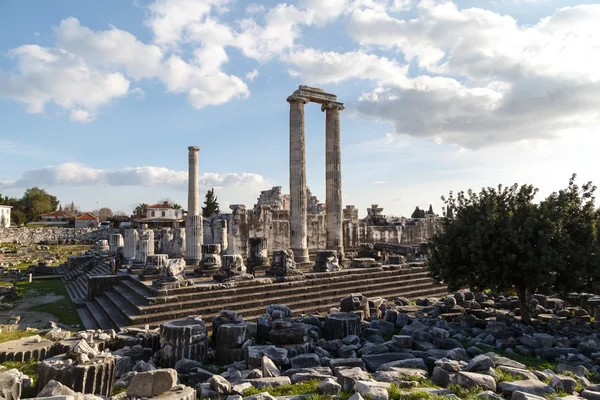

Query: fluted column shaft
[[323, 102, 344, 256], [185, 215, 203, 263], [123, 229, 138, 260], [287, 95, 309, 264], [188, 146, 200, 216]]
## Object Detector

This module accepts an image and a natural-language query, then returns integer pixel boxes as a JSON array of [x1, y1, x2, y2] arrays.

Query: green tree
[[411, 206, 425, 219], [19, 187, 59, 222], [428, 175, 599, 325], [427, 204, 434, 215], [11, 210, 26, 227], [202, 188, 220, 218], [134, 203, 148, 219]]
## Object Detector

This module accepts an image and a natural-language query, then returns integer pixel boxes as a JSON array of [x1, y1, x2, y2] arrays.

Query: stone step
[[76, 307, 99, 330], [66, 279, 86, 300], [85, 301, 116, 331], [127, 280, 448, 326], [148, 268, 430, 305], [95, 295, 130, 328], [126, 284, 449, 329], [103, 289, 140, 320], [137, 274, 436, 315], [119, 278, 154, 304]]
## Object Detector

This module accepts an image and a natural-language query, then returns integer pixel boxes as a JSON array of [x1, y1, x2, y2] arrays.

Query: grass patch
[[493, 369, 519, 383], [0, 329, 39, 344], [243, 380, 320, 397], [470, 344, 558, 371], [0, 359, 38, 398], [15, 279, 81, 328], [447, 385, 482, 400]]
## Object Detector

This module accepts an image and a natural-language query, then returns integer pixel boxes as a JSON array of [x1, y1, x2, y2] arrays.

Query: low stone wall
[[0, 227, 115, 245]]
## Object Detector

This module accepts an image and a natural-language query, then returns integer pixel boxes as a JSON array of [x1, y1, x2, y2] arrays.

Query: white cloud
[[285, 48, 410, 86], [245, 69, 259, 81], [342, 2, 600, 148], [69, 109, 95, 123], [0, 162, 273, 191], [372, 180, 387, 184], [0, 45, 130, 117]]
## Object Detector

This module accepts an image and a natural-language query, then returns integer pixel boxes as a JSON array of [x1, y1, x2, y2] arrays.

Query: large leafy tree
[[429, 174, 599, 324], [202, 188, 220, 218], [19, 187, 60, 222], [134, 203, 148, 219]]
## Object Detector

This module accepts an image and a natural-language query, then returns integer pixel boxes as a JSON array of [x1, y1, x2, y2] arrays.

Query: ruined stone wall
[[0, 227, 113, 245]]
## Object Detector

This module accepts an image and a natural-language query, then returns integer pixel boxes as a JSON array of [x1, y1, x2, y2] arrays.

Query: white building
[[0, 205, 11, 228], [75, 213, 99, 229], [138, 202, 184, 228]]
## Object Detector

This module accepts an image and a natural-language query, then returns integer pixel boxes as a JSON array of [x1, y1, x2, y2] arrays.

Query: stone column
[[123, 229, 138, 261], [185, 215, 203, 264], [109, 234, 124, 252], [188, 146, 200, 216], [215, 220, 228, 254], [287, 95, 310, 264], [323, 102, 345, 257]]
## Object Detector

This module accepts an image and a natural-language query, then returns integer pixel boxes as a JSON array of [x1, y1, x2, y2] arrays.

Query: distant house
[[39, 210, 71, 226], [0, 205, 11, 228], [75, 213, 99, 229], [137, 201, 184, 228]]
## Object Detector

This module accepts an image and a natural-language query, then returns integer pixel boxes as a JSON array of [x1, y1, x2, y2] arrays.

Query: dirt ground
[[0, 291, 66, 330]]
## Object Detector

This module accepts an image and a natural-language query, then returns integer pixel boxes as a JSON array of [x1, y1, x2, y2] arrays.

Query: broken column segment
[[152, 258, 194, 290], [35, 340, 115, 396], [157, 316, 209, 367], [247, 237, 269, 272], [195, 244, 221, 276], [312, 250, 341, 272], [171, 228, 186, 258], [123, 229, 138, 261], [213, 254, 249, 282], [323, 313, 361, 340], [266, 250, 303, 277], [109, 233, 124, 253]]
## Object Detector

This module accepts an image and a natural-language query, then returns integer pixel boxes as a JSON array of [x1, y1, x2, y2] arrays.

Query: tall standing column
[[186, 146, 203, 264], [323, 102, 345, 257], [188, 146, 200, 216], [287, 95, 310, 264]]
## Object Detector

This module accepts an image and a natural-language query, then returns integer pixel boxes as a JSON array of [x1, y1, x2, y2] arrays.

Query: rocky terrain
[[1, 289, 600, 400]]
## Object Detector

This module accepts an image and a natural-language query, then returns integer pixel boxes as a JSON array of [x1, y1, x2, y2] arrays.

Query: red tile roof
[[76, 213, 98, 221]]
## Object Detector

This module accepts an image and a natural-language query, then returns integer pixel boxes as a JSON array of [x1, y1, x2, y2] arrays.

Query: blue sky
[[1, 0, 599, 217]]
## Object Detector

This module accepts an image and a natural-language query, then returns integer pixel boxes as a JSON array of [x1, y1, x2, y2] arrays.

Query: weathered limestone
[[313, 250, 341, 272], [185, 215, 203, 265], [123, 229, 138, 261], [135, 230, 153, 265], [288, 94, 310, 265], [213, 254, 248, 282], [323, 101, 344, 257], [171, 228, 186, 258], [160, 228, 174, 255], [215, 219, 228, 254], [96, 240, 109, 252], [288, 86, 344, 264], [247, 237, 269, 272], [266, 250, 303, 277], [195, 244, 222, 276], [152, 258, 193, 289], [323, 312, 362, 340], [157, 316, 208, 367], [144, 254, 169, 275], [0, 335, 55, 362], [188, 146, 200, 216], [186, 146, 203, 265], [35, 340, 115, 396], [109, 234, 124, 252]]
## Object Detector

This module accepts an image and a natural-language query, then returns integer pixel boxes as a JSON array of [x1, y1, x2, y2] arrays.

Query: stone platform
[[64, 262, 448, 332]]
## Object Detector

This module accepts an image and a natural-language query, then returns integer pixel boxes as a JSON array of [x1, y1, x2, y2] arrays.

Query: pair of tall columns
[[287, 95, 344, 264]]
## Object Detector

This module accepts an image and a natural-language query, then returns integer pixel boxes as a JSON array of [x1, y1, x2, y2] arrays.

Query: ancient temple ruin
[[287, 86, 344, 264]]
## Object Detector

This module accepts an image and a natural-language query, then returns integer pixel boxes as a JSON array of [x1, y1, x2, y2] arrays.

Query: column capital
[[287, 94, 309, 104], [321, 102, 345, 112], [188, 146, 200, 152]]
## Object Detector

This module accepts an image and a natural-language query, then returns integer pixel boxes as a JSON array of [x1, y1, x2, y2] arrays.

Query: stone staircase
[[65, 264, 448, 331]]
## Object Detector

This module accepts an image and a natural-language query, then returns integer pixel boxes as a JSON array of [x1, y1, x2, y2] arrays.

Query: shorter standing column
[[185, 215, 203, 265], [123, 229, 138, 261]]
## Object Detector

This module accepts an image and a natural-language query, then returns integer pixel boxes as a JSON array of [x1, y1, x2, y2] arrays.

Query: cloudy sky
[[1, 0, 599, 217]]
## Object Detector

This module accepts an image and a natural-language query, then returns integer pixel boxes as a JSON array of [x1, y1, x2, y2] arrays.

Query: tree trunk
[[516, 284, 531, 325]]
